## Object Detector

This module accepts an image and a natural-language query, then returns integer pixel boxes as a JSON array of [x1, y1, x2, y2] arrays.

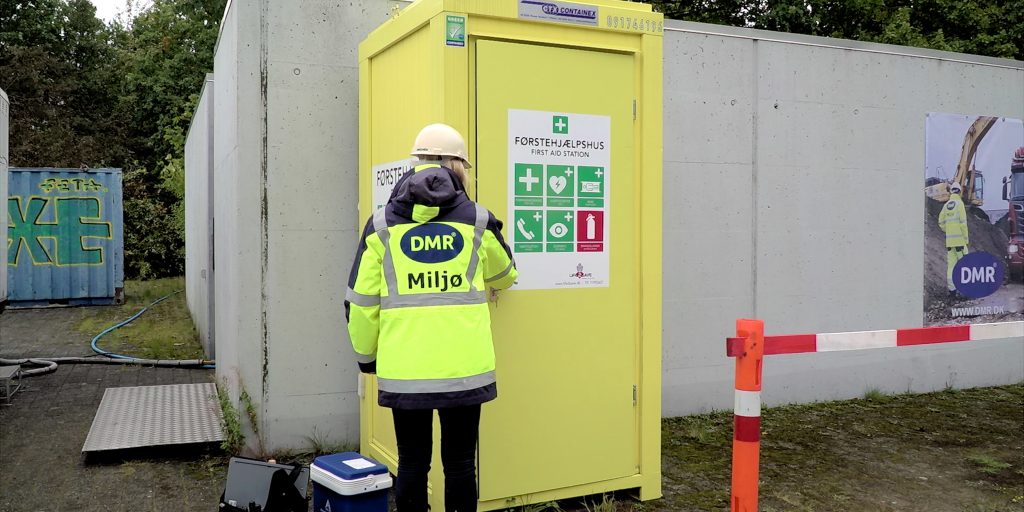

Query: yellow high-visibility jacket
[[938, 193, 970, 248], [345, 163, 517, 409]]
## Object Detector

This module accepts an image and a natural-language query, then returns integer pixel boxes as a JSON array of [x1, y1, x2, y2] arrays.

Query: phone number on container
[[606, 16, 663, 33]]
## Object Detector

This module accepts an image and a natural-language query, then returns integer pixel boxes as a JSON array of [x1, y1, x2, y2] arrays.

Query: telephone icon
[[516, 218, 535, 240]]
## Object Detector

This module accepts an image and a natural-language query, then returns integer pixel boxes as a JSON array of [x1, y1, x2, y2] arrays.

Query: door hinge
[[632, 384, 638, 406], [632, 100, 637, 121]]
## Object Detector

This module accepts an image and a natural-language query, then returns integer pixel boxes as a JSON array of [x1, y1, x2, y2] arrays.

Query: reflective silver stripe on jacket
[[381, 290, 488, 309], [465, 204, 489, 291], [485, 261, 515, 283], [354, 352, 377, 364], [377, 371, 496, 393], [346, 287, 380, 307], [373, 209, 398, 298]]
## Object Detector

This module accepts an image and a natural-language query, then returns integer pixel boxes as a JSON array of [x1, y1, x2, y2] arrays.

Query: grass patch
[[658, 384, 1024, 511], [582, 494, 617, 512], [862, 387, 889, 402], [184, 454, 229, 483], [501, 492, 650, 512], [75, 277, 204, 360], [968, 454, 1013, 475], [502, 498, 565, 512]]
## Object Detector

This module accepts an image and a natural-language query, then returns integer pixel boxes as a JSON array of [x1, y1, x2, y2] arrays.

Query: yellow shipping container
[[358, 1, 663, 509]]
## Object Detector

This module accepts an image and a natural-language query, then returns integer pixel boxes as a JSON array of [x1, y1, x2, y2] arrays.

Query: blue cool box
[[311, 452, 392, 512]]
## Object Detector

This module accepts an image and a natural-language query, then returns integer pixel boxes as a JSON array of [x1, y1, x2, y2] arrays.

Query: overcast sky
[[89, 0, 151, 23]]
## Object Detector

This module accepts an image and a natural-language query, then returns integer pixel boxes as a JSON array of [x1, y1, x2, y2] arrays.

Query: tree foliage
[[0, 0, 127, 167], [1, 0, 225, 279], [652, 0, 1023, 60]]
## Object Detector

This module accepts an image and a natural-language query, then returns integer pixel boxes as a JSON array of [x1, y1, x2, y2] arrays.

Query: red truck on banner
[[1003, 147, 1024, 280]]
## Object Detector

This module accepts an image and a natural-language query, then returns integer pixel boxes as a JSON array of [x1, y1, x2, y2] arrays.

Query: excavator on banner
[[925, 116, 998, 207]]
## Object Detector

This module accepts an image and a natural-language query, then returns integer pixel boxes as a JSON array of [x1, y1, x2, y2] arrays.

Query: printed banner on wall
[[924, 113, 1024, 326]]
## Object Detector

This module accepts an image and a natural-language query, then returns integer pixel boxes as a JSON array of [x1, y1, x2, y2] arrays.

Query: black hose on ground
[[0, 291, 215, 377]]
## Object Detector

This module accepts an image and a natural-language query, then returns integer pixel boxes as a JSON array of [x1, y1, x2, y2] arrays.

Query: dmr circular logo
[[400, 223, 464, 263], [953, 251, 1005, 299]]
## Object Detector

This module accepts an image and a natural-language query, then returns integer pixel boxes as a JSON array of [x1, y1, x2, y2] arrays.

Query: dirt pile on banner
[[924, 198, 1013, 312]]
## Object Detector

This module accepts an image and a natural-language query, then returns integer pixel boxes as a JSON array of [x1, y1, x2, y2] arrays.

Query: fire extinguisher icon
[[586, 214, 596, 240]]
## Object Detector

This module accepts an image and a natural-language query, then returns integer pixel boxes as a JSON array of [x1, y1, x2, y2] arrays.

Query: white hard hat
[[949, 182, 962, 194], [410, 123, 473, 168]]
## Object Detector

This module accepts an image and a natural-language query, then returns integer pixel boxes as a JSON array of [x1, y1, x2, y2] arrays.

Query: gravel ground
[[0, 306, 223, 512]]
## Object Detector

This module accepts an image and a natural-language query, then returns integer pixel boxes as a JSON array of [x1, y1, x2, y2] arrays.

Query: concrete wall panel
[[263, 229, 356, 398], [255, 0, 396, 453], [264, 62, 359, 232], [202, 0, 405, 452], [662, 31, 757, 415], [212, 1, 268, 451], [663, 21, 1024, 417], [663, 33, 755, 165], [185, 76, 214, 357]]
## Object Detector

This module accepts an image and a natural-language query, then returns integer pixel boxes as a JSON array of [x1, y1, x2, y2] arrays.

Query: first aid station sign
[[508, 110, 610, 289]]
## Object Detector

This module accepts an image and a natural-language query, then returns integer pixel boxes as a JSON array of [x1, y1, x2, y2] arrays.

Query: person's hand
[[489, 288, 501, 306]]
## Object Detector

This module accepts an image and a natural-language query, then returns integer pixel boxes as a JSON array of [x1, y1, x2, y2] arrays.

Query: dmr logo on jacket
[[401, 223, 466, 292], [400, 223, 465, 263]]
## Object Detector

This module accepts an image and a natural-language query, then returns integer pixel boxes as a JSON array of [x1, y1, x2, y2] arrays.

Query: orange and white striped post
[[727, 319, 764, 512], [722, 319, 1021, 510]]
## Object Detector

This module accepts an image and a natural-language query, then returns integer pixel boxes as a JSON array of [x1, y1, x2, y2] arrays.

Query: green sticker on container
[[446, 15, 465, 47]]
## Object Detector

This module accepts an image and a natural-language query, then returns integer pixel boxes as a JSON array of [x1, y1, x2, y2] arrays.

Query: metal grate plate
[[82, 383, 224, 452]]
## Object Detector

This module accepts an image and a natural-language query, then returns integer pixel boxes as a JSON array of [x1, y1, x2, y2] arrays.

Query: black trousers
[[392, 405, 481, 512]]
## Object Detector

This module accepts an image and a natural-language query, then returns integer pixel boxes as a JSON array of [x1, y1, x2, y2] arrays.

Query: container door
[[475, 40, 638, 500]]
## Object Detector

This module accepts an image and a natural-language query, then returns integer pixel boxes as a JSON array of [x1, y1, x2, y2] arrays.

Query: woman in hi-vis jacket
[[345, 123, 518, 512]]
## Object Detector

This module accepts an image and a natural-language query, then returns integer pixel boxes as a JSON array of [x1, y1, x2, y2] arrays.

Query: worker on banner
[[345, 123, 517, 512], [939, 181, 970, 296]]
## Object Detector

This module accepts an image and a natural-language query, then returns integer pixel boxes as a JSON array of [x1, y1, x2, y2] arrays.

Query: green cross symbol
[[552, 116, 569, 134]]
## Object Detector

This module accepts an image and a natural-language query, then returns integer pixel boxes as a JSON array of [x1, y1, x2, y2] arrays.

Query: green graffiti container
[[7, 167, 124, 306]]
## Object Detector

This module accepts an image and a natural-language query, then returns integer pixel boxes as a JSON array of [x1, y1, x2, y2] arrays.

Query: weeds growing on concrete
[[303, 426, 355, 457], [216, 381, 245, 454], [238, 387, 267, 456]]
